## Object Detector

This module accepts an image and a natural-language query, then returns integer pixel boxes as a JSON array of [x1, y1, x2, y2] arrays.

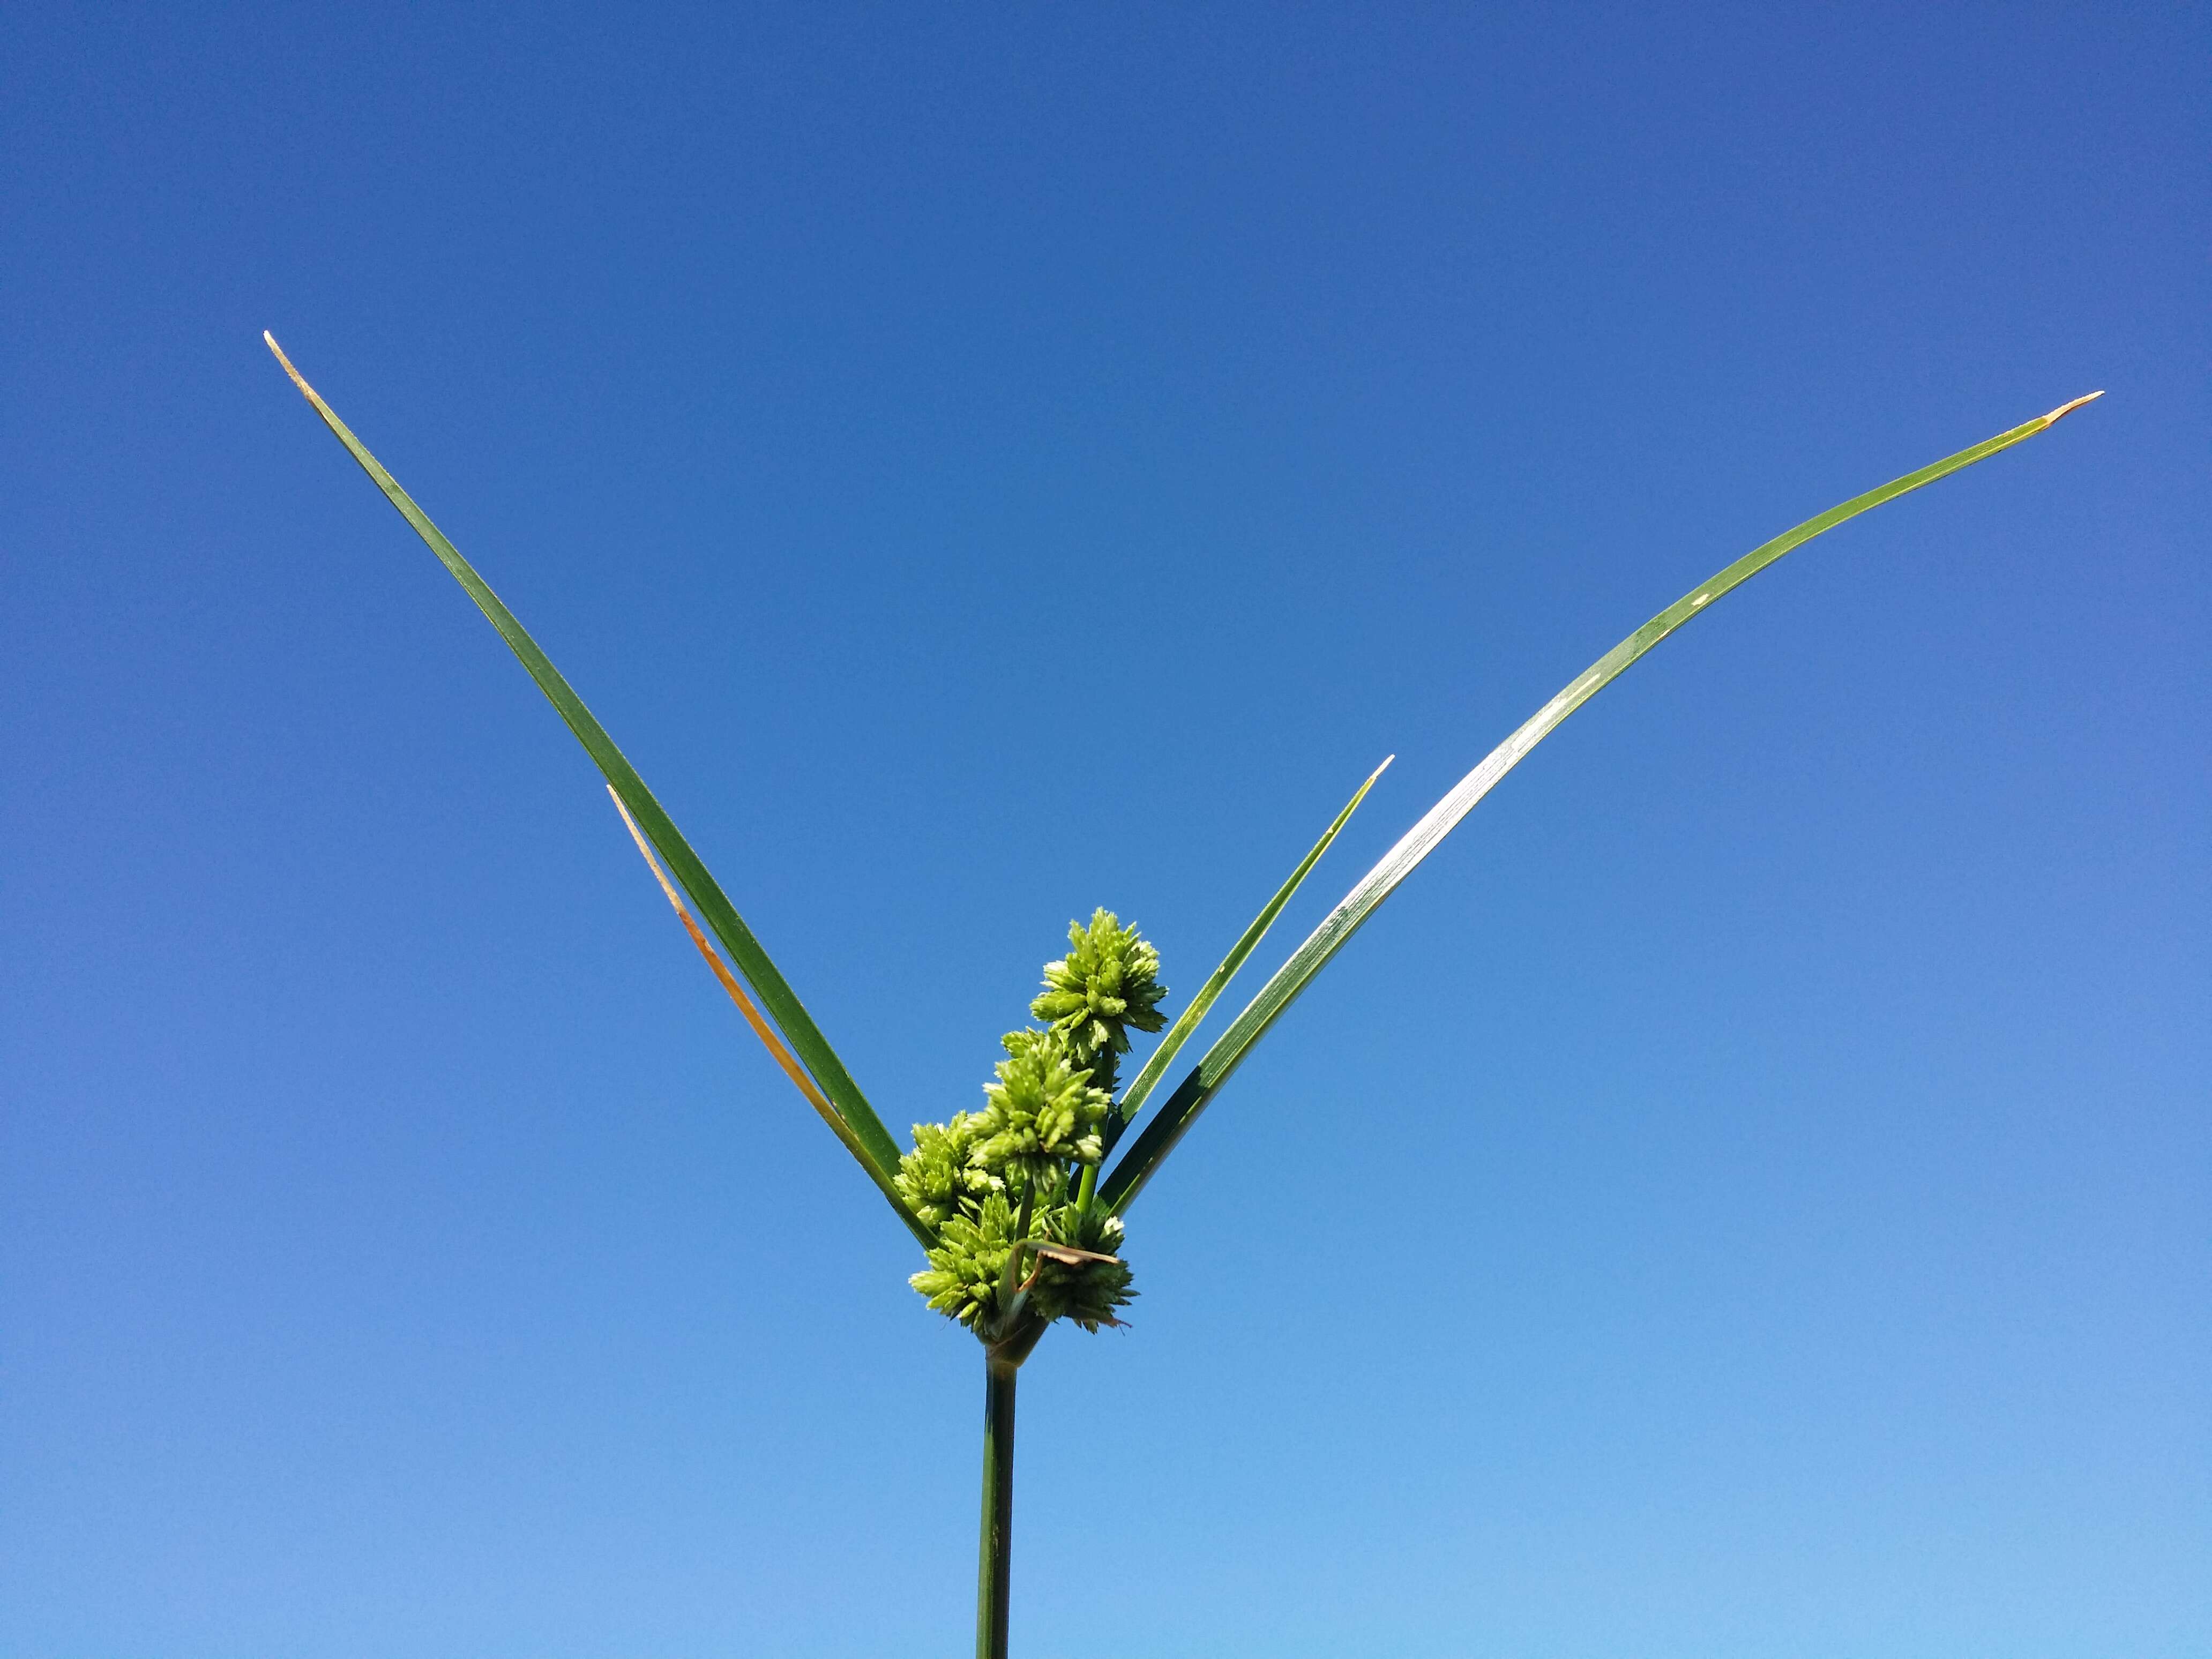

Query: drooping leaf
[[1100, 393, 2103, 1216], [266, 333, 910, 1192]]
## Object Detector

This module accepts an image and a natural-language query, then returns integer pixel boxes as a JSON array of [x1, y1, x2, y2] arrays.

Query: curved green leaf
[[1100, 393, 2102, 1216]]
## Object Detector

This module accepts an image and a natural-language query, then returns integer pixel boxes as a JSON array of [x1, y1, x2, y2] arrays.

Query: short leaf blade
[[1108, 754, 1393, 1146], [1100, 394, 2102, 1216]]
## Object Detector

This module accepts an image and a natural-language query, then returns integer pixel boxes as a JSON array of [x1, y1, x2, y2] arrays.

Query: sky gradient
[[4, 6, 2206, 1656]]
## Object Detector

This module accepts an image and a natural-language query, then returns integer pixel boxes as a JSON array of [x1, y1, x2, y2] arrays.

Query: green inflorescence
[[898, 909, 1161, 1339], [1032, 908, 1168, 1093]]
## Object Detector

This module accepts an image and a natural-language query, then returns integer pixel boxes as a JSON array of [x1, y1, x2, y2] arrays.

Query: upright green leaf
[[1108, 756, 1392, 1144], [1100, 393, 2102, 1216], [265, 332, 909, 1188], [1072, 755, 1391, 1213]]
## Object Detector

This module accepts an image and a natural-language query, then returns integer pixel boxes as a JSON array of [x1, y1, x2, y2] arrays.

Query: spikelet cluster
[[1031, 908, 1168, 1092], [893, 1112, 998, 1230], [974, 1030, 1111, 1184], [908, 1190, 1021, 1329], [905, 1167, 1136, 1334], [900, 911, 1164, 1341], [1026, 1191, 1133, 1332]]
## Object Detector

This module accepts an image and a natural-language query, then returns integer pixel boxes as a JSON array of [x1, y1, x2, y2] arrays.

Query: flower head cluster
[[973, 1029, 1111, 1185], [1025, 1193, 1133, 1332], [892, 1112, 998, 1230], [1030, 908, 1168, 1092], [900, 913, 1166, 1343], [908, 1189, 1022, 1329], [906, 1166, 1134, 1335]]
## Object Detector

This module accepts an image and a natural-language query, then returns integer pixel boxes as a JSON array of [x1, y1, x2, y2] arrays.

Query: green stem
[[976, 1351, 1019, 1659]]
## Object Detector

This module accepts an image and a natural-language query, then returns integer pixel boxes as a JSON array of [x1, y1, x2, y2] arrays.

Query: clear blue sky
[[3, 6, 2204, 1656]]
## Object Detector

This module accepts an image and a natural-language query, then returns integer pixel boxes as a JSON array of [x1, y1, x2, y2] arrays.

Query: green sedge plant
[[266, 332, 2097, 1657]]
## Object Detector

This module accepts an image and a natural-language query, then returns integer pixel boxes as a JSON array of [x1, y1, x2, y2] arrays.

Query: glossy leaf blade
[[265, 333, 910, 1189], [1100, 393, 2102, 1216]]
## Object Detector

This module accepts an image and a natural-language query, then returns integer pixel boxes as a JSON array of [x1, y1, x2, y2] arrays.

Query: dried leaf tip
[[261, 330, 312, 394], [2041, 390, 2104, 426]]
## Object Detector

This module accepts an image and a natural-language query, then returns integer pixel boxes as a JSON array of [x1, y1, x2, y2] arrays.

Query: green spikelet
[[1026, 1196, 1135, 1332], [907, 1171, 1138, 1334], [909, 1190, 1021, 1330], [1030, 908, 1168, 1092], [894, 1111, 998, 1230], [972, 1028, 1112, 1185], [902, 909, 1166, 1341]]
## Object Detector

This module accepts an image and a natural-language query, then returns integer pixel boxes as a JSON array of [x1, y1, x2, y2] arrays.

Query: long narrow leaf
[[1101, 392, 2102, 1216], [266, 332, 910, 1188]]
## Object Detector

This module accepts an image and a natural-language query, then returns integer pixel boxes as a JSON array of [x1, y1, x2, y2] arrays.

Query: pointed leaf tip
[[2042, 390, 2104, 425], [263, 331, 312, 395]]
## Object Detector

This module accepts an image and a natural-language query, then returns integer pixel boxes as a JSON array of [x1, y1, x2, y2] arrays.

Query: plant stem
[[976, 1351, 1019, 1659]]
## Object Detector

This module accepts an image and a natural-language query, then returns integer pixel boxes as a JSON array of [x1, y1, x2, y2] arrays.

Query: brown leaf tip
[[261, 330, 312, 394], [2041, 390, 2105, 425]]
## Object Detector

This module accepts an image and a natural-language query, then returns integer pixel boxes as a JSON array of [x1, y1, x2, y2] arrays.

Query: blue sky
[[3, 6, 2204, 1656]]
